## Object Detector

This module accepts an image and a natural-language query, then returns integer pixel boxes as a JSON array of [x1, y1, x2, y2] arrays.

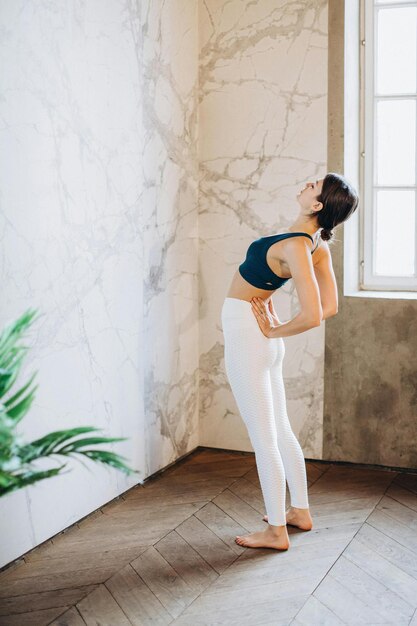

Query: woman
[[221, 172, 359, 550]]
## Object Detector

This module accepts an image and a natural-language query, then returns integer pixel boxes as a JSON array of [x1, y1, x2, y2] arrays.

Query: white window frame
[[360, 0, 417, 292]]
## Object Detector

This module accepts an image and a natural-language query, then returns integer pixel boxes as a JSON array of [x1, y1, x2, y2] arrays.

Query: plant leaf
[[5, 384, 39, 424], [56, 436, 128, 454], [19, 427, 103, 461], [0, 464, 68, 497], [78, 449, 138, 475], [3, 371, 38, 409]]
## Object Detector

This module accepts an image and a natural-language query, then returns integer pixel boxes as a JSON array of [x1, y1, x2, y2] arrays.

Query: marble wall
[[1, 0, 330, 568], [0, 0, 199, 568], [199, 0, 328, 456]]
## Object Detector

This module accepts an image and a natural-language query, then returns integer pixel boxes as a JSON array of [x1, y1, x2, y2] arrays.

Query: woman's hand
[[266, 297, 281, 325], [250, 297, 281, 338]]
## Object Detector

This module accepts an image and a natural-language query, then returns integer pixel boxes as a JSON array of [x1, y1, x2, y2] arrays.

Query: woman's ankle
[[268, 523, 287, 535]]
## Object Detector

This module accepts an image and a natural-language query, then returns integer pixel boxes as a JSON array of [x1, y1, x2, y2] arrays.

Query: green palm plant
[[0, 308, 140, 497]]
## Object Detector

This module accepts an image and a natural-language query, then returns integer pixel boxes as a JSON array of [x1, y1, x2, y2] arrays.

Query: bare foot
[[235, 526, 290, 550], [263, 507, 313, 530]]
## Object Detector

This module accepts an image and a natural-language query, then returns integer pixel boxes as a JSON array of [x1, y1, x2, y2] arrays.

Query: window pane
[[375, 189, 415, 276], [376, 7, 417, 95], [376, 99, 416, 186]]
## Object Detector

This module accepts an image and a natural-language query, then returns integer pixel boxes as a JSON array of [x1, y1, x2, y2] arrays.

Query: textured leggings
[[221, 297, 309, 526]]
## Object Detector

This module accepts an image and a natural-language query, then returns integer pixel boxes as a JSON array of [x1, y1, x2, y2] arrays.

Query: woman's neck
[[288, 218, 320, 236]]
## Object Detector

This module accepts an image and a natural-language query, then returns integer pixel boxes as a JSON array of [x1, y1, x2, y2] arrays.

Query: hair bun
[[320, 228, 333, 242]]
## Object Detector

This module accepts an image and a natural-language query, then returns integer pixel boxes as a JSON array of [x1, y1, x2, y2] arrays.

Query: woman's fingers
[[252, 297, 263, 304], [251, 297, 265, 312]]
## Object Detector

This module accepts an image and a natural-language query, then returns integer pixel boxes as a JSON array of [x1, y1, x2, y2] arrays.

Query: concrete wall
[[323, 0, 417, 469]]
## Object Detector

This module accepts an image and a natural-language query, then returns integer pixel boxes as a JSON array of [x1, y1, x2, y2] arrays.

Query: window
[[361, 0, 417, 291]]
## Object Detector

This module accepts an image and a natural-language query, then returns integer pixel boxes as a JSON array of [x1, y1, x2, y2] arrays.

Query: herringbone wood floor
[[1, 448, 417, 625]]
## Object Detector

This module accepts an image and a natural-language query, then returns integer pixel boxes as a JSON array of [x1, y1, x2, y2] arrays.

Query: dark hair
[[312, 172, 359, 243]]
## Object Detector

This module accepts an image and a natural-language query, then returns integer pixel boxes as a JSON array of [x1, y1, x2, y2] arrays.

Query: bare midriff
[[225, 244, 292, 303], [225, 270, 286, 303]]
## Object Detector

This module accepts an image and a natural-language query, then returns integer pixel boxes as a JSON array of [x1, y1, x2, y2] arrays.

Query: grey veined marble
[[0, 0, 327, 567], [199, 0, 328, 457]]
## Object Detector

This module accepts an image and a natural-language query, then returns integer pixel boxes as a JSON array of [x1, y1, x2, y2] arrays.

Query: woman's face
[[297, 178, 324, 211]]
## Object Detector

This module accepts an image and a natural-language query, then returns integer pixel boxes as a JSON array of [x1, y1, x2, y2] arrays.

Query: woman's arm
[[268, 309, 320, 338], [251, 298, 320, 338], [266, 297, 281, 324], [312, 242, 338, 318], [252, 238, 322, 338]]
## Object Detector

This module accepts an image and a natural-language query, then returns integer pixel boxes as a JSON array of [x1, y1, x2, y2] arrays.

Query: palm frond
[[0, 309, 41, 366], [0, 350, 33, 398], [3, 371, 38, 409], [0, 308, 140, 495], [75, 449, 136, 475], [5, 383, 38, 424], [56, 436, 128, 454], [18, 427, 103, 461], [0, 464, 68, 497]]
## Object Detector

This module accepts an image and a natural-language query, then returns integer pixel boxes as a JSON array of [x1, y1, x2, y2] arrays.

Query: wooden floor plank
[[292, 595, 347, 625], [0, 606, 70, 626], [129, 546, 199, 618], [385, 482, 417, 513], [0, 564, 118, 598], [169, 457, 255, 478], [392, 472, 417, 495], [1, 451, 415, 626], [314, 574, 394, 625], [327, 555, 414, 624], [344, 538, 417, 608], [0, 585, 97, 617], [355, 522, 417, 580], [187, 450, 253, 466], [307, 486, 387, 506], [303, 496, 381, 530], [49, 606, 87, 625], [171, 593, 309, 625], [227, 476, 270, 514], [174, 514, 238, 574], [211, 488, 264, 531], [153, 530, 218, 594], [376, 494, 417, 530], [367, 508, 417, 554], [105, 563, 173, 625], [233, 534, 357, 572], [76, 584, 131, 626], [204, 554, 337, 592], [184, 576, 316, 608], [305, 462, 329, 485], [193, 502, 248, 555]]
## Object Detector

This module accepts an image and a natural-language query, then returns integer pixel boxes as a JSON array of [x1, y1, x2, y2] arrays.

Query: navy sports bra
[[238, 232, 317, 290]]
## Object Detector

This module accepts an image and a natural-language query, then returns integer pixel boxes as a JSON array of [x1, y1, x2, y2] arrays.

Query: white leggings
[[221, 297, 309, 526]]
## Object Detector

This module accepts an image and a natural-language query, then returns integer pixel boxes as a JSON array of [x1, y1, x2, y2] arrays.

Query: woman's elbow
[[310, 316, 322, 328], [304, 309, 323, 328], [321, 306, 338, 321]]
